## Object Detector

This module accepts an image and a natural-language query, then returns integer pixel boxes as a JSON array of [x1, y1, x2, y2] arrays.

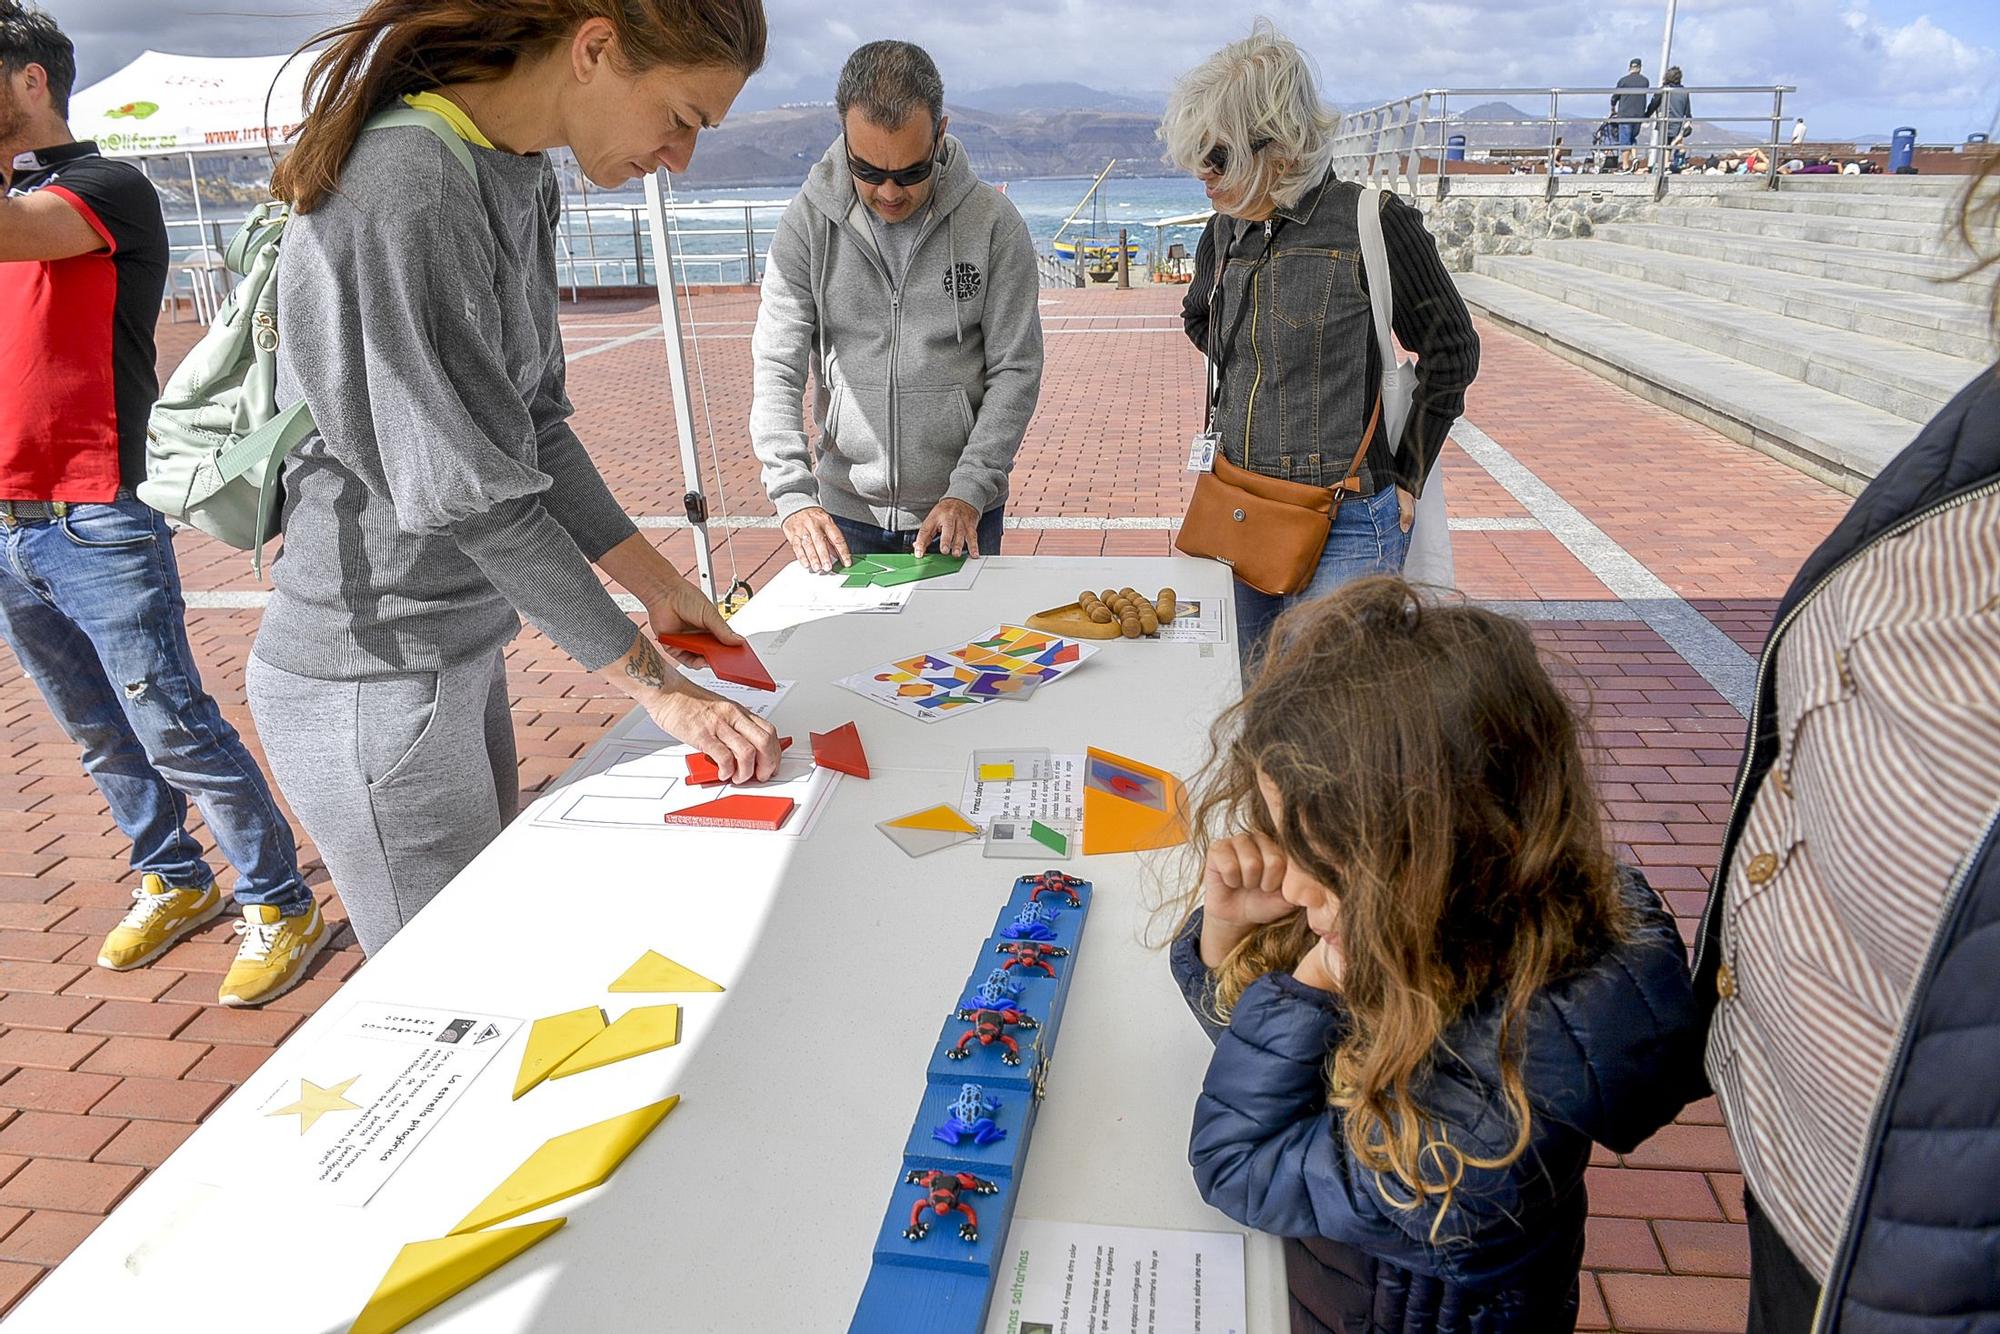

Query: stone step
[[1775, 175, 1970, 198], [1533, 238, 1997, 359], [1719, 192, 1958, 224], [1454, 271, 1914, 492], [1590, 222, 1994, 303], [1471, 253, 1983, 423], [1648, 205, 1967, 259]]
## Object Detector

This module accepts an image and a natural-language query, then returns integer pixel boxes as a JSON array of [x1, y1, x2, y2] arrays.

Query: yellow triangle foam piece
[[349, 1218, 565, 1334], [887, 804, 979, 835], [607, 950, 724, 994], [547, 1005, 681, 1080], [450, 1097, 680, 1236], [512, 1007, 605, 1100]]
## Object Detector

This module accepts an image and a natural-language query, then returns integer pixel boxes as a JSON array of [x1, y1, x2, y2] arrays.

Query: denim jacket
[[1183, 174, 1480, 497]]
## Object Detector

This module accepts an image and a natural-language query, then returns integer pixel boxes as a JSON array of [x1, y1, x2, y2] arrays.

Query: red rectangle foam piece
[[657, 631, 778, 691], [663, 794, 795, 831], [684, 737, 792, 786], [808, 721, 870, 779]]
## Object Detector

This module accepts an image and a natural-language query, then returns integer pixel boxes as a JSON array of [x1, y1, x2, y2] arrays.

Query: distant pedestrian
[[1612, 57, 1649, 170], [1790, 116, 1807, 145], [1645, 67, 1692, 172], [0, 0, 316, 1007]]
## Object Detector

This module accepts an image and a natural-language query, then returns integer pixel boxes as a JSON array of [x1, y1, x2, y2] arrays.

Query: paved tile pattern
[[0, 290, 1870, 1327]]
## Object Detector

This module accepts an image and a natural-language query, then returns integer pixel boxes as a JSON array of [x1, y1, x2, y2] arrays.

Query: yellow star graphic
[[267, 1076, 363, 1135]]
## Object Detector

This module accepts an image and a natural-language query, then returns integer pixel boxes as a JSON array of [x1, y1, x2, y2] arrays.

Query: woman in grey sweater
[[247, 0, 773, 965]]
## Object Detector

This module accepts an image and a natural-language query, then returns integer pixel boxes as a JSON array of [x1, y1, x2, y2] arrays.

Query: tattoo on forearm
[[625, 636, 669, 691]]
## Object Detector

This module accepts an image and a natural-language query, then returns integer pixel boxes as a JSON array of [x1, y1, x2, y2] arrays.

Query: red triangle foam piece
[[808, 722, 870, 780], [657, 632, 777, 691], [684, 737, 792, 786], [663, 794, 795, 831]]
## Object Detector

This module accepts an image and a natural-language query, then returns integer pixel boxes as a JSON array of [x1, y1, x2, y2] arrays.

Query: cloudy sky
[[58, 0, 2000, 141]]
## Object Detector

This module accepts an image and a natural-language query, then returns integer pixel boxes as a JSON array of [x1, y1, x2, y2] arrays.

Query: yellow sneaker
[[97, 874, 225, 970], [218, 902, 328, 1008]]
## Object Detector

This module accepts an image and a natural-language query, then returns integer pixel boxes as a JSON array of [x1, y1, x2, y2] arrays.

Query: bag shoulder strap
[[1356, 185, 1397, 372], [362, 104, 480, 184]]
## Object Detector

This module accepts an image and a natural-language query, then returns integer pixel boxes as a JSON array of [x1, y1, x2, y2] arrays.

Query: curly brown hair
[[1956, 131, 2000, 334], [1166, 578, 1629, 1236]]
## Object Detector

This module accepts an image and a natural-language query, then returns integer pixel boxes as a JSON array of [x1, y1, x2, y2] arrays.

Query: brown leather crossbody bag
[[1174, 214, 1381, 595]]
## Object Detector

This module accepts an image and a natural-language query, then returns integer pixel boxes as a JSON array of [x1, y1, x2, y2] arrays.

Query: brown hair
[[270, 0, 767, 213], [1956, 132, 2000, 333], [1169, 578, 1629, 1236]]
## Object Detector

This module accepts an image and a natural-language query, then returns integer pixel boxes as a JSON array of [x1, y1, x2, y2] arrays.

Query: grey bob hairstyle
[[1159, 18, 1337, 212]]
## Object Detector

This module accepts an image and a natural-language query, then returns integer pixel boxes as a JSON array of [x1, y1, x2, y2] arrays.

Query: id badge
[[1186, 431, 1220, 473]]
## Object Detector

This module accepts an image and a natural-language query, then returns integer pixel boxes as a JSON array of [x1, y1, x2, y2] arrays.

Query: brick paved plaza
[[0, 284, 1872, 1328]]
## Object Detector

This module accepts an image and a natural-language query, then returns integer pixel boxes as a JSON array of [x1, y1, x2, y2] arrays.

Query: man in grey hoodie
[[750, 41, 1043, 572]]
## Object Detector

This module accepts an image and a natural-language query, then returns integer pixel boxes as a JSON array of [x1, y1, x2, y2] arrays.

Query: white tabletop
[[10, 556, 1284, 1334]]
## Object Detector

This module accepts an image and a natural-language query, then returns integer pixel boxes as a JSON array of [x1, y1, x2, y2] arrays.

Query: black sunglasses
[[848, 124, 943, 187], [1202, 137, 1274, 176]]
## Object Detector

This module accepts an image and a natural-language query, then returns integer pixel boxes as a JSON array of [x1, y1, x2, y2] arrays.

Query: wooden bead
[[1156, 589, 1177, 622]]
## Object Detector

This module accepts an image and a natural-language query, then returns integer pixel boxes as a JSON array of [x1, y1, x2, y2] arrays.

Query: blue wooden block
[[848, 1260, 993, 1334], [903, 1078, 1038, 1179], [873, 1162, 1014, 1276]]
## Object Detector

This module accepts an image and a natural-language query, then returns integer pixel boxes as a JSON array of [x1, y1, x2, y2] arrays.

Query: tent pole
[[184, 152, 213, 321], [641, 169, 718, 602]]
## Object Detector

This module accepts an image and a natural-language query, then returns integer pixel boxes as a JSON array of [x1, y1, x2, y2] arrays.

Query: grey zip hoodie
[[749, 134, 1044, 531]]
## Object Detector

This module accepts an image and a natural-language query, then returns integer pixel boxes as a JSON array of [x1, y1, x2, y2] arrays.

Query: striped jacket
[[1695, 363, 2000, 1331]]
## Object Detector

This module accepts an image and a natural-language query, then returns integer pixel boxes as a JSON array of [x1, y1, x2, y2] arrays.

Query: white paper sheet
[[1153, 596, 1227, 645], [984, 1218, 1248, 1334], [534, 739, 839, 840], [960, 752, 1086, 830], [214, 1002, 521, 1207]]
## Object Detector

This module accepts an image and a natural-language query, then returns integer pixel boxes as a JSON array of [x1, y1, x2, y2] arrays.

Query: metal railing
[[158, 198, 784, 320], [1332, 84, 1800, 199]]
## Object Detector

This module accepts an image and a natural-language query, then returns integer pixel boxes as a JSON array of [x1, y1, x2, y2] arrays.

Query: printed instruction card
[[984, 1219, 1247, 1334]]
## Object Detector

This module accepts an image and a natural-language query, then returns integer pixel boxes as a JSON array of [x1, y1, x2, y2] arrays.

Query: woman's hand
[[609, 630, 781, 784], [1397, 487, 1416, 534], [1198, 832, 1295, 968]]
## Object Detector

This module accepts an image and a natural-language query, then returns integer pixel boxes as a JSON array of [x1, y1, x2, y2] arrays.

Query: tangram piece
[[810, 721, 871, 779], [608, 950, 723, 994], [879, 803, 980, 859], [967, 672, 1040, 702], [979, 763, 1013, 782], [984, 819, 1075, 861], [841, 552, 966, 588], [349, 1219, 566, 1334], [656, 631, 777, 691], [549, 1004, 681, 1079], [684, 737, 792, 787], [663, 793, 795, 831], [1081, 747, 1188, 855], [513, 1007, 606, 1100], [450, 1096, 680, 1235], [973, 749, 1050, 784]]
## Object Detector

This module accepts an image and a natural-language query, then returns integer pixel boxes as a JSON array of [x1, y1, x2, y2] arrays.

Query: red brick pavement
[[0, 291, 1876, 1328]]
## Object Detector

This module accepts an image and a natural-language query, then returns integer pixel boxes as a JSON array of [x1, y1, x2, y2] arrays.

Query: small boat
[[1050, 235, 1141, 262], [1046, 159, 1141, 280]]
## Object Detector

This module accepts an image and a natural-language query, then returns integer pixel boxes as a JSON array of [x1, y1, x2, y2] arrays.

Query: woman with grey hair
[[1167, 20, 1479, 669]]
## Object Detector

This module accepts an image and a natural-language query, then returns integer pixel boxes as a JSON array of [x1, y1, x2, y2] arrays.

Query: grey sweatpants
[[246, 648, 517, 955]]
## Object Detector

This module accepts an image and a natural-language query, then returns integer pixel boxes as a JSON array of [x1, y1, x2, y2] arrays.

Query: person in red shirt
[[0, 1, 319, 1007]]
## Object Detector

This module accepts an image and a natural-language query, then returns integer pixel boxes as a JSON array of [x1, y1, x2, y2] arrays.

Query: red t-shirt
[[0, 142, 169, 501]]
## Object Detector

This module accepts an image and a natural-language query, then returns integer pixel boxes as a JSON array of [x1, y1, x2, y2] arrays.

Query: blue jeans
[[0, 498, 310, 911], [1233, 485, 1409, 674], [830, 505, 1006, 559]]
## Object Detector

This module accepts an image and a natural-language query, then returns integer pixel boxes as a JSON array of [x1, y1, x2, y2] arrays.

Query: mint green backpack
[[139, 107, 477, 573]]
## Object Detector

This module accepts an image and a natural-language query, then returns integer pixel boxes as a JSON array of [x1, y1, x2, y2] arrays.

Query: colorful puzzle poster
[[837, 628, 1097, 724]]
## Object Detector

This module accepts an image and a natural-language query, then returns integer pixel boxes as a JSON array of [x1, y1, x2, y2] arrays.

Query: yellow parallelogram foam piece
[[607, 950, 724, 994], [451, 1097, 680, 1236], [887, 804, 979, 835], [349, 1218, 565, 1334], [512, 1007, 606, 1101], [547, 1005, 682, 1080]]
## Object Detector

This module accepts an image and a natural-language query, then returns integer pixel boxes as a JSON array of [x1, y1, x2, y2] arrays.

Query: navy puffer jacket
[[1172, 870, 1706, 1333]]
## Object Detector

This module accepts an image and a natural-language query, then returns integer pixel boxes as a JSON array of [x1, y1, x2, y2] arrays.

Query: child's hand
[[1202, 832, 1294, 927], [1292, 937, 1344, 993]]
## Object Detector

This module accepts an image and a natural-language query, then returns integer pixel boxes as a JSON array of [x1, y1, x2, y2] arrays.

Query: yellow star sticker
[[267, 1076, 363, 1135]]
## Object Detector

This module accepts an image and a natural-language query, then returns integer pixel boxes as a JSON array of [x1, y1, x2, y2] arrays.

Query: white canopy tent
[[68, 50, 727, 598]]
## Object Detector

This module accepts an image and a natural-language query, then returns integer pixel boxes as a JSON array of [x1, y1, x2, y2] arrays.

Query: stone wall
[[1404, 178, 1762, 270]]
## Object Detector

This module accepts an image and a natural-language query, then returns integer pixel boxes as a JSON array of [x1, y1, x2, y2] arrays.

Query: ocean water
[[164, 173, 1214, 286]]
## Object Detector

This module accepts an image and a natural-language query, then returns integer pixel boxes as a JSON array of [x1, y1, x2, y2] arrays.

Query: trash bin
[[1446, 134, 1467, 162], [1970, 133, 1991, 145], [1889, 127, 1916, 173]]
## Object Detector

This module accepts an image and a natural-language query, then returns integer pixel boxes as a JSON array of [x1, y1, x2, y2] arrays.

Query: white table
[[11, 557, 1284, 1333]]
